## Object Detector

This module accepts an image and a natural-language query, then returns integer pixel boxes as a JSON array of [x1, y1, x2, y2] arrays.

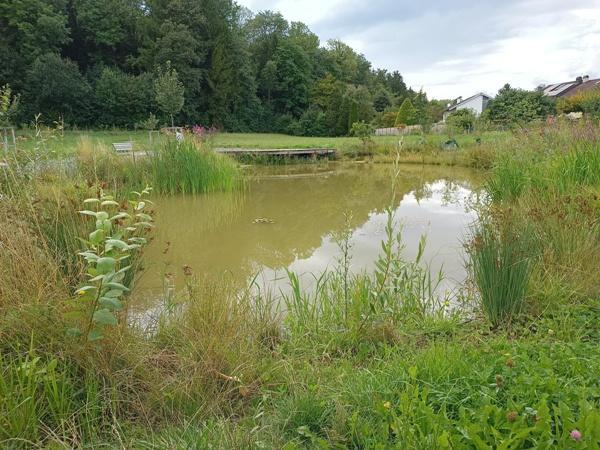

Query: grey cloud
[[239, 0, 600, 96]]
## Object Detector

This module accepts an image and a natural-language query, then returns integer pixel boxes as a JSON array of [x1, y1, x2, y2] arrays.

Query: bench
[[112, 142, 134, 154]]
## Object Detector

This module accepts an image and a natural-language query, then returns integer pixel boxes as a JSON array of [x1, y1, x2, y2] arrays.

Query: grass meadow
[[11, 128, 508, 156]]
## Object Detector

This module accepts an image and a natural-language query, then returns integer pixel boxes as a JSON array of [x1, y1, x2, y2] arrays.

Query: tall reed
[[149, 141, 241, 194], [467, 221, 533, 326], [76, 138, 242, 195]]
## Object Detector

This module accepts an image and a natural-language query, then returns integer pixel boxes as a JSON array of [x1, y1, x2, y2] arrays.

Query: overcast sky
[[237, 0, 600, 99]]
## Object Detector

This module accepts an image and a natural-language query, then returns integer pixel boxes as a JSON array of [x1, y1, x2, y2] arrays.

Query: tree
[[143, 21, 206, 122], [0, 85, 20, 127], [446, 109, 477, 133], [94, 68, 154, 127], [428, 99, 451, 123], [386, 70, 409, 98], [484, 84, 555, 125], [208, 32, 260, 131], [245, 11, 289, 74], [322, 39, 371, 85], [296, 105, 328, 136], [0, 0, 70, 90], [373, 88, 392, 112], [412, 90, 430, 127], [271, 40, 311, 117], [64, 0, 141, 69], [260, 60, 277, 104], [21, 53, 92, 126], [350, 120, 374, 147], [154, 63, 185, 127], [395, 98, 417, 126], [0, 0, 422, 133]]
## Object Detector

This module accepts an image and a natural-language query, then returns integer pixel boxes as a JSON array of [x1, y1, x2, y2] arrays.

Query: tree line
[[3, 1, 590, 135], [0, 0, 443, 135]]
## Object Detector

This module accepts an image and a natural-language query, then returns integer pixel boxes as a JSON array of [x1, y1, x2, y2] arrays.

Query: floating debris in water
[[252, 217, 275, 224]]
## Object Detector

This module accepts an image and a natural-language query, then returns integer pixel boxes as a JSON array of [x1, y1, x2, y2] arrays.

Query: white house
[[442, 93, 491, 121]]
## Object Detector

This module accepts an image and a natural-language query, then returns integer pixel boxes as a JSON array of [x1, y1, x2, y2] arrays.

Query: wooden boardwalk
[[215, 147, 336, 158]]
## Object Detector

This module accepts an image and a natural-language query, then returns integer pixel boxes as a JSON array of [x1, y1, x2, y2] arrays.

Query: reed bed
[[76, 138, 242, 195]]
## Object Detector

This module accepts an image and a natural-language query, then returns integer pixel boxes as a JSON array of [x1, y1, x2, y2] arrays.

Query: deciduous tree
[[154, 63, 185, 127]]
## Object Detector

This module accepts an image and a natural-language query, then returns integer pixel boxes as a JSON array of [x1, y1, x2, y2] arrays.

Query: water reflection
[[134, 163, 482, 309]]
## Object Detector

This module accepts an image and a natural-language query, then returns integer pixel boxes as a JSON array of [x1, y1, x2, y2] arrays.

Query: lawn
[[10, 129, 509, 157]]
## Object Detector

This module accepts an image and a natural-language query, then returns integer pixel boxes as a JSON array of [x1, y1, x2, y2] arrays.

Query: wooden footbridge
[[215, 147, 336, 158]]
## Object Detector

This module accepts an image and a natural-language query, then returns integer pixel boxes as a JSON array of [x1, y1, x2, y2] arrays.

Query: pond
[[134, 162, 483, 310]]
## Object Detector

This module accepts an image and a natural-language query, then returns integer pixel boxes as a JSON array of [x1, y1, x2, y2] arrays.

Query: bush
[[483, 84, 555, 126], [94, 68, 155, 128], [446, 108, 477, 133], [557, 88, 600, 118], [20, 53, 92, 126], [0, 84, 20, 127], [296, 105, 328, 136]]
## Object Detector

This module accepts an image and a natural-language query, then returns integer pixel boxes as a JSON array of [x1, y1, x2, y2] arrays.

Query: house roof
[[542, 76, 600, 98], [444, 92, 491, 112], [564, 78, 600, 97]]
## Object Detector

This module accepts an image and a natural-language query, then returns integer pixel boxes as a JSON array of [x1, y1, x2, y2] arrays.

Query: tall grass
[[77, 138, 242, 195], [149, 141, 241, 194], [283, 208, 447, 351], [467, 221, 533, 326], [486, 120, 600, 202], [1, 121, 599, 447], [479, 120, 600, 313]]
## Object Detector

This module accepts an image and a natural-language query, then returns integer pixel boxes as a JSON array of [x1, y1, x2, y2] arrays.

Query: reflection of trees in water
[[139, 163, 482, 294], [151, 190, 248, 235]]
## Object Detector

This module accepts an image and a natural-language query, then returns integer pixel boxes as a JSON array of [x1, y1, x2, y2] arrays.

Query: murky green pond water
[[135, 163, 483, 308]]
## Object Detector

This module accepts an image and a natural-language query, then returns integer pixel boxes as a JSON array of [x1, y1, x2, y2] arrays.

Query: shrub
[[557, 88, 600, 118], [95, 68, 155, 128], [296, 105, 328, 136], [136, 113, 159, 130], [484, 84, 555, 126], [0, 84, 20, 127], [21, 53, 92, 126], [446, 108, 477, 133]]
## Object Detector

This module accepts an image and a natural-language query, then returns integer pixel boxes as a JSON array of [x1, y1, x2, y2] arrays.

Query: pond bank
[[1, 122, 599, 447]]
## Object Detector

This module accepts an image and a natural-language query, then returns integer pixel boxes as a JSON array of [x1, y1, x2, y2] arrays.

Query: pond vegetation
[[0, 121, 599, 448]]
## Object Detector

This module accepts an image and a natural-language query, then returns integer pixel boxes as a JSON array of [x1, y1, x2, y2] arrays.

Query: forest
[[0, 0, 441, 134]]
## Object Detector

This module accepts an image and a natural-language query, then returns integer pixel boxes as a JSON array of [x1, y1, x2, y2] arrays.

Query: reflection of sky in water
[[255, 181, 477, 298], [133, 163, 482, 312]]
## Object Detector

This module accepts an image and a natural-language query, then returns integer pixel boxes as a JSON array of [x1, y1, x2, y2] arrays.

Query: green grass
[[1, 121, 599, 448], [13, 128, 508, 157], [76, 138, 242, 195], [467, 220, 534, 327]]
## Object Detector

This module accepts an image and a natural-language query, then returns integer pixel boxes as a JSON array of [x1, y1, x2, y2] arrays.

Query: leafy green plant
[[446, 108, 477, 133], [154, 62, 185, 127], [136, 113, 159, 130], [70, 187, 153, 341], [0, 84, 20, 127]]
